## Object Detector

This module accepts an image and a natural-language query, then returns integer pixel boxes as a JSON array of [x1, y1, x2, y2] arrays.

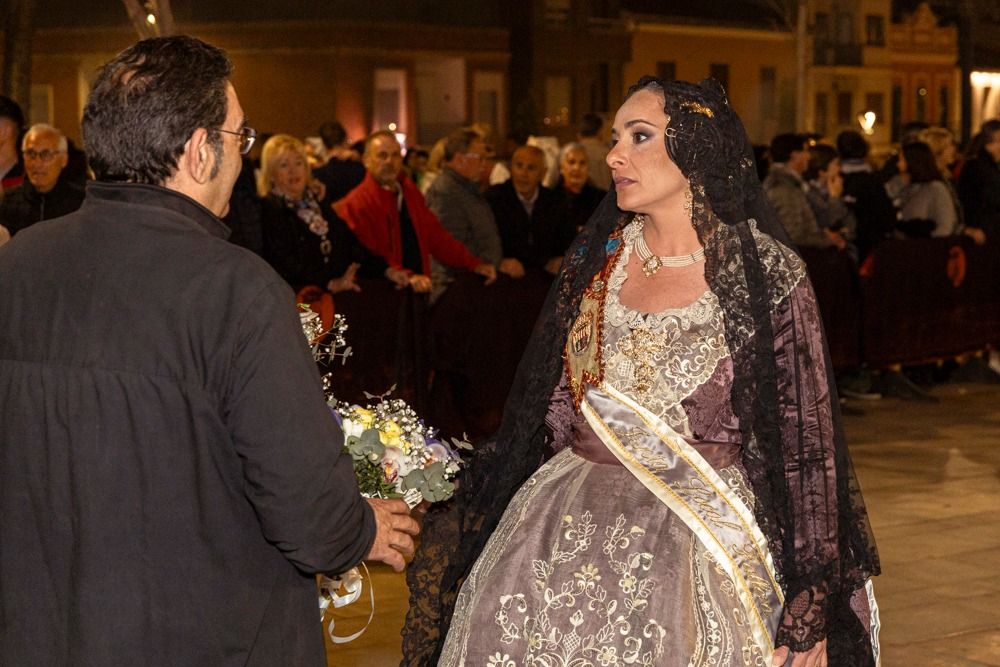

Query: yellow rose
[[379, 421, 403, 448], [353, 408, 375, 429]]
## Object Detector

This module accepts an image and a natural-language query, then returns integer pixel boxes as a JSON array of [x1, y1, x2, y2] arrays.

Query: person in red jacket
[[334, 130, 496, 294]]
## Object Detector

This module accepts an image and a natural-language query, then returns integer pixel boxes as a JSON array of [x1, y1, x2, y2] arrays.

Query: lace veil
[[403, 77, 879, 665]]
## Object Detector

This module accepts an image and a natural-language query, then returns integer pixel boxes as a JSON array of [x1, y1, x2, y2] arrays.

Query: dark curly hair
[[82, 35, 233, 185]]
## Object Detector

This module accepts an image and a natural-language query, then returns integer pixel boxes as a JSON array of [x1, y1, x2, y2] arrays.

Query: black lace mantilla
[[402, 78, 880, 666]]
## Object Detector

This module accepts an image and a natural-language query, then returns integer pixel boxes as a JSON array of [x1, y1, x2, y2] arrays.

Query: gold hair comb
[[680, 102, 714, 118]]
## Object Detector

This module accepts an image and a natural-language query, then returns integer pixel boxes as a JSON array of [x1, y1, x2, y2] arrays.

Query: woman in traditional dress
[[403, 78, 880, 667]]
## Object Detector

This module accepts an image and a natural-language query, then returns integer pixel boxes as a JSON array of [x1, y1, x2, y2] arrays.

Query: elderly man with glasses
[[0, 123, 85, 239]]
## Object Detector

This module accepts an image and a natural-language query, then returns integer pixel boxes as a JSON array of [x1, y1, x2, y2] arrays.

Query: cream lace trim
[[602, 220, 729, 434]]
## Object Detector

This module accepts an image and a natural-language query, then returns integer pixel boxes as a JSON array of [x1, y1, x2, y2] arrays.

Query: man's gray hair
[[23, 123, 68, 153], [443, 128, 481, 162], [559, 141, 587, 163]]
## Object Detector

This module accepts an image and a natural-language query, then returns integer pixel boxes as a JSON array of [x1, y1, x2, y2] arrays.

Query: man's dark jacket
[[957, 150, 1000, 236], [485, 181, 574, 269], [0, 174, 84, 235], [0, 183, 375, 666]]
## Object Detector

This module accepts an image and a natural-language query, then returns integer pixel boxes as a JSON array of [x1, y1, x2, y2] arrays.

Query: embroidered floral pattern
[[491, 511, 664, 667]]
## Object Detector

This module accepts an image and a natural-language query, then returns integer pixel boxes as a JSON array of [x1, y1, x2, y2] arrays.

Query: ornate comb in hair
[[680, 101, 714, 118]]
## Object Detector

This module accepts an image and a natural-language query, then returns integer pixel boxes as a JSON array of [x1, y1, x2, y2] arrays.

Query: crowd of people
[[760, 121, 1000, 258], [3, 88, 999, 402], [6, 89, 997, 321]]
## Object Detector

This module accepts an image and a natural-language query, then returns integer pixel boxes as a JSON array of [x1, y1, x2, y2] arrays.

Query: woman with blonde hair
[[258, 134, 397, 293], [917, 127, 958, 180]]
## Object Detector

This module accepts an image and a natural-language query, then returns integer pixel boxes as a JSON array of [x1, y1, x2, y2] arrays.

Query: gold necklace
[[633, 215, 705, 277]]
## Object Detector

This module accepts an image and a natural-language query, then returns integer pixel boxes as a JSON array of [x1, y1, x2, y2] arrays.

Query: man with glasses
[[424, 127, 502, 297], [0, 36, 418, 667], [0, 124, 84, 238]]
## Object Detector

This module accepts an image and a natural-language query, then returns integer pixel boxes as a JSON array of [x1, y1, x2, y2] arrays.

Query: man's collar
[[516, 186, 539, 206], [839, 159, 872, 174], [443, 166, 479, 193], [84, 181, 232, 240]]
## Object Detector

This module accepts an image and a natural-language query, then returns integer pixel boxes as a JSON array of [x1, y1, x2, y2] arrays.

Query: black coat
[[957, 151, 1000, 236], [313, 157, 366, 211], [560, 180, 606, 232], [840, 164, 896, 259], [0, 183, 374, 666], [485, 181, 574, 269], [261, 193, 387, 291], [0, 174, 85, 235]]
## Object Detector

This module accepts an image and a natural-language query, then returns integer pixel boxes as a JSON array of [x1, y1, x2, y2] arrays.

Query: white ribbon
[[318, 562, 375, 644]]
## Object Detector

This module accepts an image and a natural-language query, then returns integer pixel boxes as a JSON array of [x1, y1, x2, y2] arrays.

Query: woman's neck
[[275, 186, 307, 201], [641, 202, 700, 256]]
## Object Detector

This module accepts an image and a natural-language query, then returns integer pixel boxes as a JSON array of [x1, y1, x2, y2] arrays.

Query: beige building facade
[[624, 19, 797, 145], [23, 19, 509, 149]]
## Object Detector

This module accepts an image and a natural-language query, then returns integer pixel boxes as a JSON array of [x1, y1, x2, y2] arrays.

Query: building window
[[865, 15, 885, 46], [544, 0, 570, 24], [836, 12, 854, 44], [657, 61, 676, 81], [939, 86, 949, 127], [474, 70, 505, 138], [837, 91, 853, 126], [865, 92, 885, 120], [814, 12, 830, 42], [760, 67, 777, 122], [891, 84, 903, 142], [373, 68, 406, 135], [589, 62, 610, 112], [544, 75, 572, 126], [815, 92, 829, 137], [709, 63, 729, 92], [916, 84, 928, 122]]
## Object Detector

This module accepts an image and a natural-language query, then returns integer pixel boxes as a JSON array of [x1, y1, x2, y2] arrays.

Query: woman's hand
[[771, 639, 827, 667], [327, 263, 361, 294]]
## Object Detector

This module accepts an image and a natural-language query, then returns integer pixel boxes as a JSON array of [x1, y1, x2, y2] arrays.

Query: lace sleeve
[[544, 371, 575, 455]]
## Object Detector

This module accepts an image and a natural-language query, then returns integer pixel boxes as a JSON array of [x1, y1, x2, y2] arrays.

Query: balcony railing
[[813, 42, 863, 66]]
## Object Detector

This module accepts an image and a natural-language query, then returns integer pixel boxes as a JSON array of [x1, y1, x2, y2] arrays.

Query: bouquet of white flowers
[[301, 307, 470, 507], [299, 307, 470, 643]]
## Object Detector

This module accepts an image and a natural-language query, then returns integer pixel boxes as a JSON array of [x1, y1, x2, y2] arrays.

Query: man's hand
[[824, 229, 847, 251], [409, 274, 433, 293], [544, 256, 563, 275], [327, 263, 361, 294], [498, 258, 525, 279], [364, 498, 420, 572], [475, 262, 498, 285], [964, 226, 987, 246], [771, 639, 827, 667], [384, 267, 411, 289]]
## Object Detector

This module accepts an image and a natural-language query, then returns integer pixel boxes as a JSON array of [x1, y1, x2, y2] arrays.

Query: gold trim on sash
[[580, 383, 784, 658]]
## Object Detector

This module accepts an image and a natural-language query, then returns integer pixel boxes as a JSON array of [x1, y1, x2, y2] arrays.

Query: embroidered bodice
[[602, 221, 736, 442]]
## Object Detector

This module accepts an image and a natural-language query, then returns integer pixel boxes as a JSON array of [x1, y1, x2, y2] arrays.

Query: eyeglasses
[[23, 149, 65, 162], [218, 126, 257, 155]]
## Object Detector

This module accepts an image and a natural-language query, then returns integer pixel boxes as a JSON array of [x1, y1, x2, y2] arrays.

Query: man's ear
[[179, 128, 213, 185]]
